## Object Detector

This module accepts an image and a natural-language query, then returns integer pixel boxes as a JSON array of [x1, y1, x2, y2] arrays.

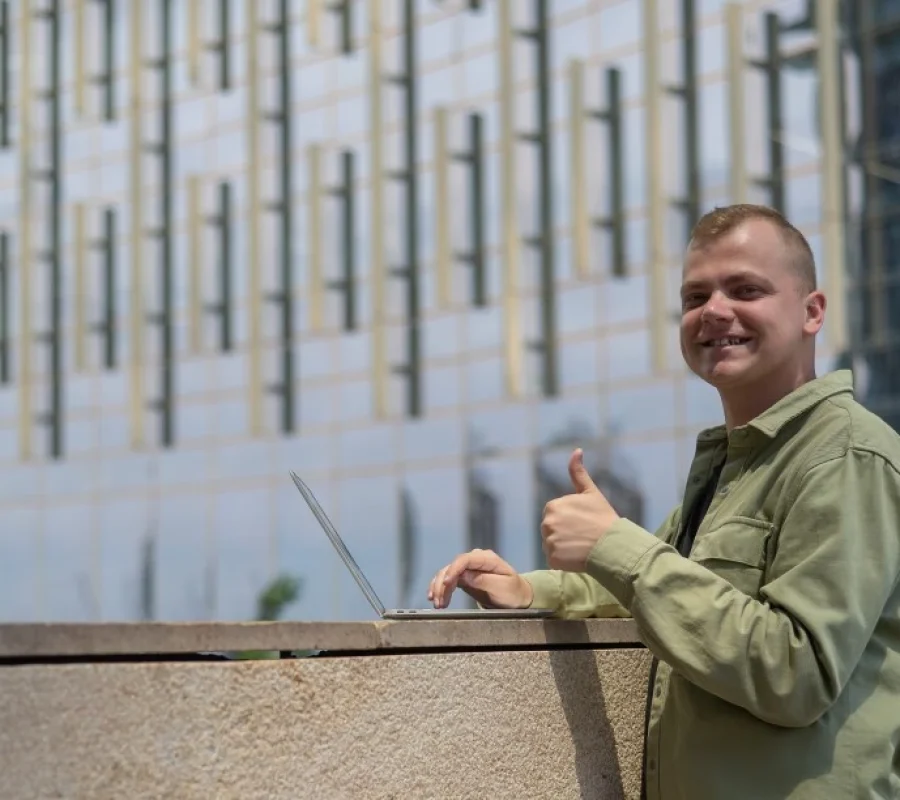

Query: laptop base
[[382, 608, 554, 619]]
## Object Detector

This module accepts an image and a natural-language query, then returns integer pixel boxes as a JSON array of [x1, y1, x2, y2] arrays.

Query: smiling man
[[681, 206, 822, 429], [428, 204, 900, 799]]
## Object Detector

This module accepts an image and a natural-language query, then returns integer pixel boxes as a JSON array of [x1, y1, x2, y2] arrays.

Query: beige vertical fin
[[186, 175, 204, 354], [307, 143, 325, 332], [187, 0, 202, 86], [246, 0, 263, 435], [129, 0, 145, 448], [569, 59, 589, 279], [73, 203, 88, 372], [644, 0, 667, 374], [817, 0, 847, 353], [74, 0, 87, 117], [726, 3, 747, 204], [433, 106, 452, 308], [369, 0, 388, 417], [17, 4, 33, 459], [307, 0, 322, 48], [498, 0, 522, 397]]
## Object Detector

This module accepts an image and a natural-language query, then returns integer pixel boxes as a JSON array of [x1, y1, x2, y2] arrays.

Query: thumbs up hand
[[540, 448, 622, 572]]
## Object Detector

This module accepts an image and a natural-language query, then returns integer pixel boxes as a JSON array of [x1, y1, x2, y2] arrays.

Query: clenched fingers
[[427, 565, 450, 608], [427, 549, 504, 609]]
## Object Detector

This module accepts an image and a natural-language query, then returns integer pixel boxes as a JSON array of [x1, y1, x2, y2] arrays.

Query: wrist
[[518, 576, 535, 609]]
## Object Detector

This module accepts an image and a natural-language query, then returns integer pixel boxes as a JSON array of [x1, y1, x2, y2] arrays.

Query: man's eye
[[734, 286, 762, 299], [682, 295, 705, 309]]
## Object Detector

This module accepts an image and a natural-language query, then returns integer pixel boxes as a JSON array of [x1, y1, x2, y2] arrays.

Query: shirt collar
[[697, 370, 855, 443]]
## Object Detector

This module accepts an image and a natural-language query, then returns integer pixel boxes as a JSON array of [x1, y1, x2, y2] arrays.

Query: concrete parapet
[[0, 620, 650, 799]]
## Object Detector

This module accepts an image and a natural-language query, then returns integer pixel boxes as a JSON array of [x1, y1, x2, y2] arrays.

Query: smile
[[701, 337, 751, 348]]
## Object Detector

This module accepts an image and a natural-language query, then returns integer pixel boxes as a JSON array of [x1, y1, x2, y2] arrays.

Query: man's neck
[[720, 368, 817, 431]]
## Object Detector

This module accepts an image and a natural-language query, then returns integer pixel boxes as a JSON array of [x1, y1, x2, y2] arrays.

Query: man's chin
[[690, 358, 754, 389]]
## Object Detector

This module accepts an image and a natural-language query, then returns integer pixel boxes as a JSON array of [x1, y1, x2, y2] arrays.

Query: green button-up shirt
[[525, 371, 900, 799]]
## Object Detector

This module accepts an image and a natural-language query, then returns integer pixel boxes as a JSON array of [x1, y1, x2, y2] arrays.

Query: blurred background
[[0, 0, 886, 623]]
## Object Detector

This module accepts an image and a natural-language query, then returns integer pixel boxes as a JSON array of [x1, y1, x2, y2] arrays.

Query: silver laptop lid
[[290, 471, 387, 617]]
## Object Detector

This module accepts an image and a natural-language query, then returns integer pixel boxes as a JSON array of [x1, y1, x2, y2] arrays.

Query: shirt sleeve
[[585, 447, 900, 728], [521, 505, 681, 618]]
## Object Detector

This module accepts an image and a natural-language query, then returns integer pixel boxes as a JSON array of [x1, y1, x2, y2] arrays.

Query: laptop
[[290, 471, 554, 620]]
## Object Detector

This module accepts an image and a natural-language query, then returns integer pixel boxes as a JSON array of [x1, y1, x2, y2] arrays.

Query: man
[[428, 204, 900, 799]]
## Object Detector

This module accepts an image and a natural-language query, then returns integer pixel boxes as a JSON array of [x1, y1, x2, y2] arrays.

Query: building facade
[[842, 0, 900, 429], [0, 0, 865, 623]]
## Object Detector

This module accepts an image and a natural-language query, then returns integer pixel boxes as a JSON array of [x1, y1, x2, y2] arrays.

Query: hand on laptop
[[428, 549, 533, 610]]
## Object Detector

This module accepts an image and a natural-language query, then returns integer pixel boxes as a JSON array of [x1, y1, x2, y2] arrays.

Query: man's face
[[679, 219, 825, 391]]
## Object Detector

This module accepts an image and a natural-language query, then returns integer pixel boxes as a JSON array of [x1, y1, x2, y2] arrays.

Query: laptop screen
[[290, 471, 387, 616]]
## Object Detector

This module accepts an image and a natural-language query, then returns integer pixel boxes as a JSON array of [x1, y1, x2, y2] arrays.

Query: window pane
[[470, 456, 537, 571], [536, 395, 603, 449], [401, 467, 467, 609], [608, 382, 677, 435], [613, 438, 680, 531], [43, 503, 94, 621], [599, 1, 640, 48], [339, 424, 395, 469], [0, 508, 39, 621], [156, 492, 210, 621], [215, 487, 272, 621], [100, 497, 147, 621], [607, 329, 651, 380], [335, 473, 401, 617]]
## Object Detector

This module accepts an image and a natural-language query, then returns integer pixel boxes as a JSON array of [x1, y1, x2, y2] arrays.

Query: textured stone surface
[[0, 648, 651, 799], [0, 618, 641, 657]]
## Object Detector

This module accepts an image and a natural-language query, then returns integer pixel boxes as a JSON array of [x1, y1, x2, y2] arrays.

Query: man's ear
[[803, 290, 827, 335]]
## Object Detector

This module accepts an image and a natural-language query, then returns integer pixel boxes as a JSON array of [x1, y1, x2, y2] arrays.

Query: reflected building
[[397, 485, 417, 608], [467, 471, 499, 554], [465, 461, 499, 608], [0, 0, 861, 623], [844, 0, 900, 429], [532, 435, 644, 571]]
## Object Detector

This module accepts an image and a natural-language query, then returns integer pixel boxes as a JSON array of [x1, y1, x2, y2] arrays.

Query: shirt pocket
[[688, 517, 773, 598]]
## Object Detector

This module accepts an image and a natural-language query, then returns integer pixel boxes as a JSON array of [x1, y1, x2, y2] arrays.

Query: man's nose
[[700, 292, 733, 322]]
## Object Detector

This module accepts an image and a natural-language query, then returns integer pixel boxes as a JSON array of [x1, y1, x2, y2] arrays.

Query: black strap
[[641, 459, 725, 799], [677, 461, 724, 558]]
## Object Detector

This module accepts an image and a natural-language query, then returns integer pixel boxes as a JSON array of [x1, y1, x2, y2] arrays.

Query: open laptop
[[290, 471, 554, 620]]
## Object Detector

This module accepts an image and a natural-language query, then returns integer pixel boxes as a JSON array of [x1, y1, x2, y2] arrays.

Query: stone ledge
[[0, 648, 651, 799], [0, 618, 642, 658]]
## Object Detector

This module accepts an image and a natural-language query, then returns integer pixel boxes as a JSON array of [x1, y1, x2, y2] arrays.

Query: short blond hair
[[688, 204, 817, 293]]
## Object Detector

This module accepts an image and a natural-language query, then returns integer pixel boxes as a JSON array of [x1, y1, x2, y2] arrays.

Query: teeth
[[706, 337, 747, 347]]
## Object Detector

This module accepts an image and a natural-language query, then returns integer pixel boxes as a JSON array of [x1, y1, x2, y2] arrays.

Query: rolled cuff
[[521, 570, 562, 611], [584, 517, 662, 610]]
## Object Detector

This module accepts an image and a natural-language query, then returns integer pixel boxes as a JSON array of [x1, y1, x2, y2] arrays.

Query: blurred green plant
[[235, 572, 318, 660], [255, 573, 302, 621]]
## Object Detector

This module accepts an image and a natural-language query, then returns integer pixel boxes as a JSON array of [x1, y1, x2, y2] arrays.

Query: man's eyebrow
[[723, 270, 773, 286], [680, 271, 774, 295]]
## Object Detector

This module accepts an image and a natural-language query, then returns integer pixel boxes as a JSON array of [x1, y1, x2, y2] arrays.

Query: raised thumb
[[568, 448, 598, 493]]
